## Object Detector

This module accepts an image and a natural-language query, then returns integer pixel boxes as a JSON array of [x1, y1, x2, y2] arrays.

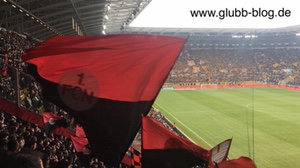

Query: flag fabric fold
[[75, 125, 86, 138], [142, 116, 210, 168], [22, 34, 186, 166], [70, 135, 89, 152]]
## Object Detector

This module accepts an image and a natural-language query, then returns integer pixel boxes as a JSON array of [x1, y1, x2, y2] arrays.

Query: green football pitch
[[154, 87, 300, 168]]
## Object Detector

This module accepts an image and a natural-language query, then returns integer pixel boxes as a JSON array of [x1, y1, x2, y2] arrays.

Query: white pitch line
[[245, 103, 252, 109], [154, 103, 213, 148], [245, 103, 265, 111], [172, 108, 254, 114]]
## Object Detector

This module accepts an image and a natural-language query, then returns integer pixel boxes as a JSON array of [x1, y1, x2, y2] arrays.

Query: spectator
[[7, 139, 20, 155], [0, 138, 8, 159], [0, 149, 44, 168]]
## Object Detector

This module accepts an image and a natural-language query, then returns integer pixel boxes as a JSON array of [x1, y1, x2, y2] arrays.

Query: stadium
[[0, 0, 300, 167]]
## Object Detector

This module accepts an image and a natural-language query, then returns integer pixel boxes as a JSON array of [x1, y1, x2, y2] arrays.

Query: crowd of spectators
[[1, 27, 300, 167], [167, 48, 300, 85], [0, 28, 42, 111], [0, 28, 105, 167], [0, 28, 72, 117], [0, 110, 109, 168], [148, 107, 182, 136]]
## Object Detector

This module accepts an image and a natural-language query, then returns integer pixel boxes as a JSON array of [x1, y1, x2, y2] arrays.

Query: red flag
[[75, 125, 86, 138], [1, 67, 7, 77], [42, 112, 63, 123], [142, 116, 210, 168], [42, 112, 68, 136], [70, 135, 89, 152], [22, 34, 185, 166], [215, 156, 257, 168]]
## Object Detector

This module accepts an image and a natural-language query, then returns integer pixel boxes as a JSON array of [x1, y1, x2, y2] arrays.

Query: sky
[[130, 0, 300, 29]]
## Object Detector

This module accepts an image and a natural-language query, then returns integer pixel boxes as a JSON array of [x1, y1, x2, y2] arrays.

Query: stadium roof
[[0, 0, 150, 40], [1, 0, 300, 41]]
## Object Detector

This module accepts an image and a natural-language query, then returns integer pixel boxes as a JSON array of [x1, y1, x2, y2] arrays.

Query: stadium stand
[[0, 28, 105, 168], [166, 48, 300, 86], [0, 28, 189, 167], [1, 26, 300, 167]]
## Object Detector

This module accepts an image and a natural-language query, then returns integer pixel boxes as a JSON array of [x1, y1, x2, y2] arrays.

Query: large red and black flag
[[141, 116, 210, 168], [22, 34, 185, 166]]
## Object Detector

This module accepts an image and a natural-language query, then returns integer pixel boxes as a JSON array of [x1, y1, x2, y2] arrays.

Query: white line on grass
[[245, 103, 266, 111], [245, 103, 252, 109], [172, 108, 253, 114], [154, 103, 213, 148]]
